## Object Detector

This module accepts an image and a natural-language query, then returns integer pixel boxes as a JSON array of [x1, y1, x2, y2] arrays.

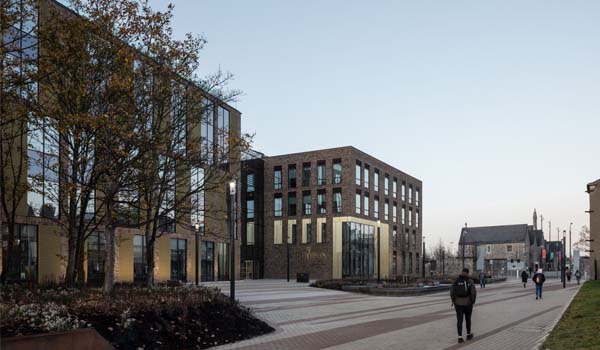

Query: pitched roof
[[460, 224, 529, 245]]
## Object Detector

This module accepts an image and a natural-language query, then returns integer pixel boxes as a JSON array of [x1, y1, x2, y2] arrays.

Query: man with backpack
[[451, 268, 477, 343], [532, 268, 546, 300], [575, 270, 582, 285]]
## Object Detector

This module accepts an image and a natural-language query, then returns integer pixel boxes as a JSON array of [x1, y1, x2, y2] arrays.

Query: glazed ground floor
[[261, 216, 422, 280], [1, 221, 240, 284]]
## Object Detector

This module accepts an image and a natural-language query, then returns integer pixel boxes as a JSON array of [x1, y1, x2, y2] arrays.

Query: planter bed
[[341, 284, 451, 296]]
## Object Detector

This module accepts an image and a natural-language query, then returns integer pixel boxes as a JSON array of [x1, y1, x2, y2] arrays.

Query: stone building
[[240, 146, 423, 280]]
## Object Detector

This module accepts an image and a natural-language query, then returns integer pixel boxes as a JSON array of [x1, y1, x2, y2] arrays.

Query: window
[[487, 245, 491, 254], [393, 178, 397, 198], [321, 222, 327, 243], [416, 253, 420, 274], [1, 225, 37, 281], [170, 238, 187, 281], [274, 195, 282, 217], [288, 192, 297, 216], [87, 232, 106, 284], [355, 161, 361, 186], [159, 156, 176, 233], [374, 197, 379, 219], [306, 223, 312, 243], [364, 165, 369, 189], [384, 200, 389, 220], [402, 182, 406, 201], [333, 159, 342, 184], [190, 167, 205, 227], [274, 221, 283, 244], [402, 206, 406, 225], [363, 192, 369, 216], [342, 222, 375, 277], [393, 227, 398, 247], [246, 223, 255, 245], [27, 117, 58, 219], [409, 185, 413, 203], [171, 84, 187, 155], [507, 245, 513, 252], [303, 191, 312, 215], [217, 106, 230, 160], [412, 230, 417, 250], [288, 165, 297, 188], [317, 190, 326, 214], [201, 241, 214, 281], [289, 223, 297, 244], [274, 166, 282, 189], [393, 203, 397, 223], [355, 191, 361, 214], [217, 242, 229, 281], [409, 208, 413, 226], [374, 170, 379, 192], [133, 235, 147, 281], [392, 252, 398, 275], [405, 229, 410, 250], [416, 210, 420, 228], [246, 173, 255, 192], [416, 188, 420, 206], [333, 188, 342, 213], [317, 161, 326, 185], [409, 252, 413, 273], [201, 98, 214, 164], [384, 175, 389, 196], [246, 200, 255, 219], [302, 162, 311, 187], [402, 252, 406, 274]]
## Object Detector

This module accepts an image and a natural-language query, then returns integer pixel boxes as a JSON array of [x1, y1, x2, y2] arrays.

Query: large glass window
[[332, 160, 342, 184], [333, 188, 342, 213], [133, 235, 146, 281], [317, 190, 326, 214], [374, 170, 379, 192], [1, 224, 37, 281], [363, 192, 369, 216], [288, 192, 297, 216], [392, 251, 398, 275], [402, 182, 406, 201], [342, 222, 375, 277], [374, 197, 379, 219], [303, 191, 312, 215], [393, 178, 397, 198], [288, 165, 297, 188], [305, 223, 312, 243], [201, 98, 214, 164], [409, 185, 413, 203], [317, 162, 326, 185], [409, 208, 413, 226], [274, 195, 282, 217], [416, 210, 420, 228], [246, 223, 255, 246], [402, 206, 406, 225], [170, 238, 187, 281], [289, 223, 297, 244], [217, 242, 229, 280], [217, 106, 230, 159], [355, 161, 361, 186], [201, 240, 214, 281], [321, 222, 327, 243], [246, 173, 255, 193], [384, 200, 389, 220], [274, 166, 282, 189], [159, 156, 176, 233], [27, 117, 58, 219], [302, 163, 311, 187], [416, 188, 420, 206], [393, 227, 398, 247], [190, 167, 205, 227], [409, 252, 413, 273], [87, 231, 106, 285], [416, 253, 420, 274], [363, 165, 369, 189], [355, 191, 361, 214], [393, 203, 397, 223]]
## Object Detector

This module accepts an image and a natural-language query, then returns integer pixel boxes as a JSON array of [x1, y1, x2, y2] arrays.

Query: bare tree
[[574, 225, 591, 256]]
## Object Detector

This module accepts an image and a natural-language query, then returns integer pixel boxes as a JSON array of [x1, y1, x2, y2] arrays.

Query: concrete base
[[1, 329, 114, 350]]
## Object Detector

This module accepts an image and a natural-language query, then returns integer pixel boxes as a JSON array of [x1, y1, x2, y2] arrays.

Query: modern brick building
[[587, 178, 599, 279], [240, 146, 423, 280]]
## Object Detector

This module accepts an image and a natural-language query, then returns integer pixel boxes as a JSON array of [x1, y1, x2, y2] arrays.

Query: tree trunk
[[0, 221, 15, 283], [145, 238, 155, 288], [65, 232, 78, 286], [103, 199, 116, 294], [76, 238, 86, 285]]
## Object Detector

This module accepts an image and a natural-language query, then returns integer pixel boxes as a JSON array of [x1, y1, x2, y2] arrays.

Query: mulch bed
[[1, 283, 274, 349]]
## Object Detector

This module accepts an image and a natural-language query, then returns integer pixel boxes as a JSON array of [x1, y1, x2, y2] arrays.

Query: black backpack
[[454, 278, 471, 297]]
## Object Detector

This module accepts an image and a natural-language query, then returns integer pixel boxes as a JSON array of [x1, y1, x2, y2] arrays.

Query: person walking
[[575, 270, 581, 285], [566, 268, 572, 283], [451, 268, 477, 343], [521, 270, 528, 288], [479, 271, 486, 289], [532, 268, 546, 300]]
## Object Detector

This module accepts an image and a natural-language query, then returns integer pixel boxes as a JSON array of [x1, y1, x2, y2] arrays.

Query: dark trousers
[[454, 305, 473, 337], [535, 284, 543, 298]]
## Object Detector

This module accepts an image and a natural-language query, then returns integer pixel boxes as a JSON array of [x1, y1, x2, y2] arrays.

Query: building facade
[[1, 0, 242, 284], [587, 179, 599, 279], [241, 146, 423, 280]]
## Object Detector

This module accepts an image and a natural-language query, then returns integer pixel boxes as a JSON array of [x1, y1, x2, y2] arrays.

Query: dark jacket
[[450, 275, 477, 306], [575, 271, 582, 278], [521, 271, 528, 282], [532, 272, 546, 285]]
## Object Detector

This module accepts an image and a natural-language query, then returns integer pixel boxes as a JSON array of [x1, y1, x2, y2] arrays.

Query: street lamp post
[[569, 222, 573, 271], [422, 236, 426, 278], [377, 220, 381, 285], [229, 180, 236, 303], [194, 222, 201, 286], [462, 224, 468, 269], [562, 235, 566, 288]]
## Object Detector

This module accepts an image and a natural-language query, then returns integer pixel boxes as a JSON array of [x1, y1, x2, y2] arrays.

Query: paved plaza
[[205, 278, 581, 350]]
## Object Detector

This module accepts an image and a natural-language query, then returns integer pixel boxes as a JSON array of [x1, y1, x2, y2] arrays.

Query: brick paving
[[203, 279, 580, 350]]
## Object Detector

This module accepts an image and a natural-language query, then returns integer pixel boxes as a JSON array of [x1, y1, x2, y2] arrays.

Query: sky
[[149, 0, 600, 250]]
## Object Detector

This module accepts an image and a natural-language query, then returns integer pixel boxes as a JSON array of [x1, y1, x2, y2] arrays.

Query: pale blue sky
[[151, 0, 600, 248]]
